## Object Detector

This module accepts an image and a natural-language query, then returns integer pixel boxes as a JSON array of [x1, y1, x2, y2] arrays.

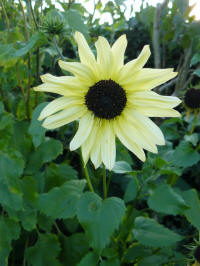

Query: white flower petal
[[111, 34, 127, 69], [101, 121, 116, 170], [70, 112, 94, 151], [114, 118, 146, 161], [135, 107, 180, 117], [118, 45, 150, 84], [58, 61, 95, 85], [38, 96, 83, 121], [95, 36, 114, 79], [123, 68, 177, 90], [90, 140, 102, 169], [128, 91, 181, 109], [129, 110, 165, 145], [42, 105, 86, 129]]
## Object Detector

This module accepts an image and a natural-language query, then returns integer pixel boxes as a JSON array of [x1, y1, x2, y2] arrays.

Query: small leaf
[[78, 252, 99, 266], [77, 192, 125, 253], [100, 258, 120, 266], [38, 180, 86, 219], [25, 234, 61, 266], [133, 217, 183, 247], [113, 161, 132, 174], [184, 133, 199, 146], [28, 103, 48, 148], [25, 139, 63, 174], [190, 53, 200, 66], [172, 141, 200, 167], [148, 184, 189, 215]]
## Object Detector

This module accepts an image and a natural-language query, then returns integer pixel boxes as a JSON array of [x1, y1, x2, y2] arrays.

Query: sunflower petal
[[70, 112, 94, 151], [112, 34, 127, 69], [95, 36, 114, 79], [42, 105, 86, 129], [38, 97, 83, 121], [58, 61, 95, 85], [123, 68, 178, 90], [101, 121, 116, 170], [90, 140, 102, 169], [114, 119, 146, 161], [118, 45, 150, 83], [129, 91, 181, 108]]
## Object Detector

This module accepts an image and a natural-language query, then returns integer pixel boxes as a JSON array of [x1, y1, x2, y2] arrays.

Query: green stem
[[83, 164, 94, 192], [102, 165, 107, 198], [189, 110, 198, 135], [53, 35, 65, 61]]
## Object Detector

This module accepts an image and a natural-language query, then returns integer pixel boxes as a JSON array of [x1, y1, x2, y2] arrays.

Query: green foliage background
[[1, 0, 200, 265]]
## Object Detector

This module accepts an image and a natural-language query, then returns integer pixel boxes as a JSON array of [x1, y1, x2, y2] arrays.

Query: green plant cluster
[[1, 0, 200, 265]]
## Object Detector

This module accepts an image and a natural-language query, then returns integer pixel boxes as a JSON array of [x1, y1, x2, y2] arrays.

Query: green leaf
[[60, 233, 90, 265], [77, 192, 125, 253], [190, 53, 200, 66], [78, 252, 99, 266], [181, 189, 200, 231], [113, 161, 132, 174], [0, 217, 20, 266], [14, 32, 48, 57], [172, 141, 200, 167], [147, 184, 188, 215], [100, 258, 120, 266], [38, 180, 86, 219], [0, 102, 4, 114], [184, 133, 199, 146], [0, 43, 18, 67], [133, 217, 183, 247], [0, 152, 24, 211], [124, 177, 138, 203], [194, 69, 200, 77], [45, 162, 78, 191], [124, 244, 151, 263], [66, 10, 88, 36], [25, 139, 63, 174], [138, 254, 169, 266], [25, 234, 61, 266], [28, 103, 47, 148]]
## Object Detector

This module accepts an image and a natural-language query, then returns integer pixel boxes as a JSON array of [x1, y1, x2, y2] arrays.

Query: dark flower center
[[184, 88, 200, 109], [85, 79, 127, 119]]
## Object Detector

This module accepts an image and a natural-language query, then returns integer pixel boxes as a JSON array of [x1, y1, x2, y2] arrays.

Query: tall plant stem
[[0, 0, 11, 41], [80, 154, 94, 192], [19, 0, 31, 120], [28, 0, 40, 106], [53, 36, 65, 61], [102, 165, 107, 198]]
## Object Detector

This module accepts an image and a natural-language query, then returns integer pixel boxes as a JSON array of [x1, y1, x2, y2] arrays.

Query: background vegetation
[[1, 0, 200, 265]]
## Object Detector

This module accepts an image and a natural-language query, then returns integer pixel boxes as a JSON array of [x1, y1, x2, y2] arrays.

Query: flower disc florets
[[85, 79, 127, 119], [184, 88, 200, 109]]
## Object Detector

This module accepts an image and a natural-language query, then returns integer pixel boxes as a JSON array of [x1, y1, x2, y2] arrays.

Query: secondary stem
[[83, 164, 94, 192], [102, 165, 107, 198], [53, 36, 65, 61]]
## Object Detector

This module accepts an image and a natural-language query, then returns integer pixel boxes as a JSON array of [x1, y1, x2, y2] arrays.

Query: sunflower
[[35, 32, 181, 170]]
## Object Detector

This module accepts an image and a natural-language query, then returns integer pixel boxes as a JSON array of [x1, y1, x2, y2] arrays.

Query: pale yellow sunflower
[[35, 32, 181, 170]]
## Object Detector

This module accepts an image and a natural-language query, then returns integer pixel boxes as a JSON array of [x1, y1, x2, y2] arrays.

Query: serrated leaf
[[133, 217, 183, 247], [124, 177, 138, 203], [181, 189, 200, 231], [100, 258, 120, 266], [38, 180, 86, 219], [77, 192, 125, 253], [172, 141, 200, 167], [138, 254, 169, 266], [25, 234, 61, 266], [29, 103, 47, 148], [113, 161, 132, 174], [124, 244, 151, 262], [147, 184, 188, 215], [25, 139, 63, 174], [78, 252, 99, 266], [0, 217, 20, 266]]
